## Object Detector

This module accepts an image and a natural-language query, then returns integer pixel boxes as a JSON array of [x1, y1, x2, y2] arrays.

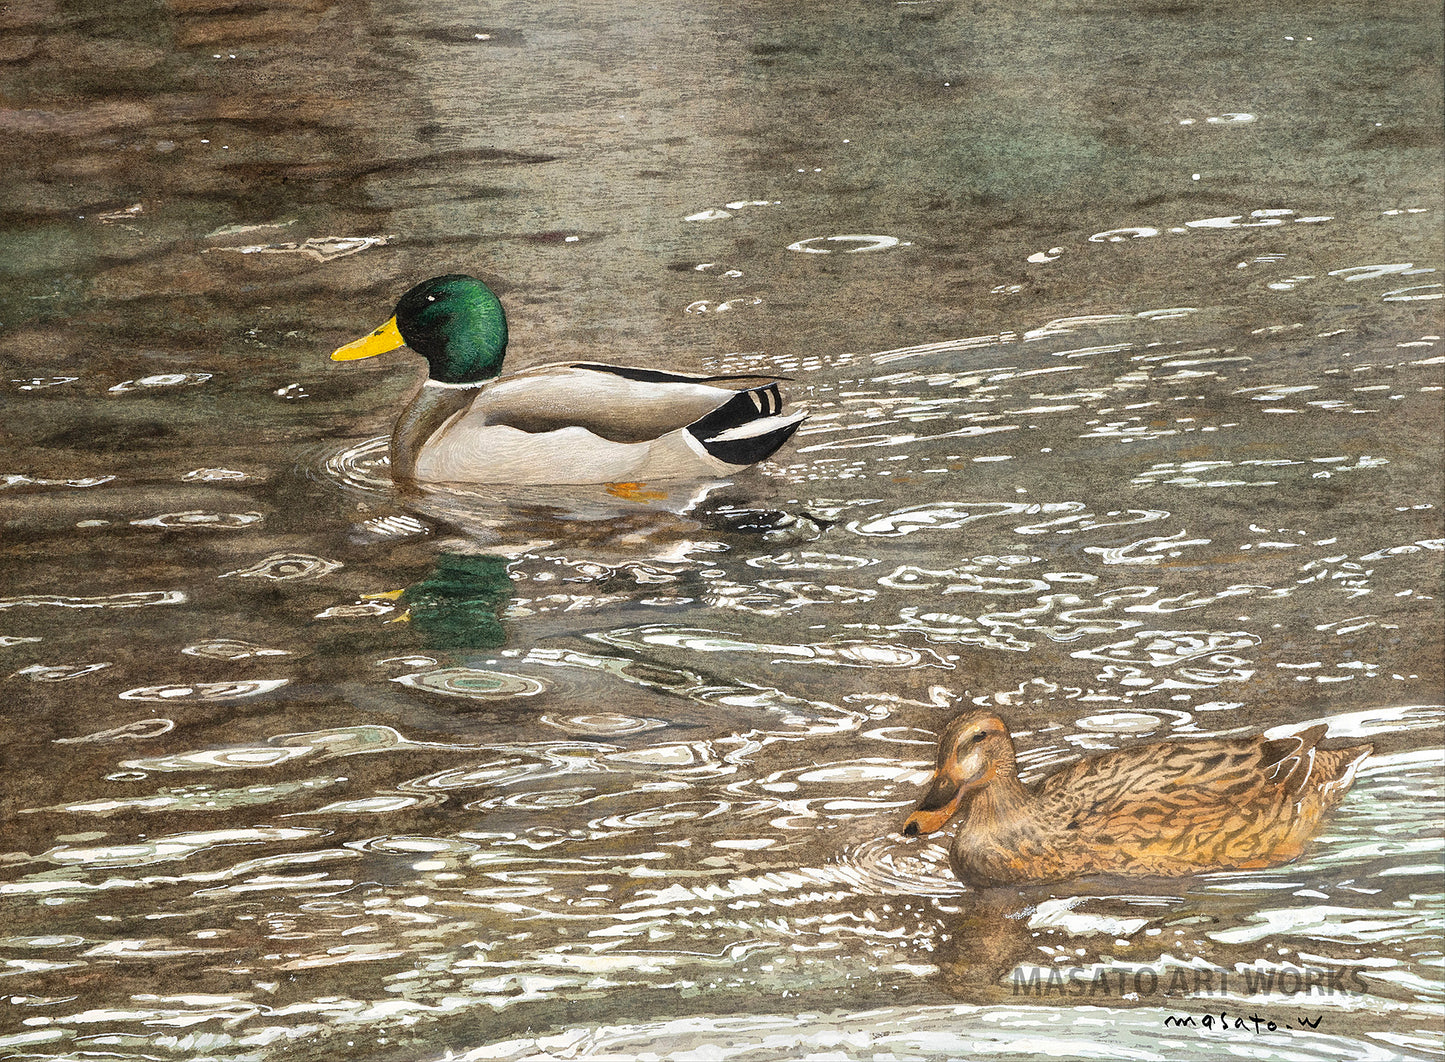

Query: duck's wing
[[569, 364, 789, 389], [1260, 725, 1371, 805], [472, 363, 793, 443], [1034, 729, 1370, 867], [683, 384, 806, 467], [1034, 738, 1287, 839]]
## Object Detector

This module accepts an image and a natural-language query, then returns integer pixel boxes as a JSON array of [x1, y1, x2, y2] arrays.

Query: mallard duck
[[330, 275, 806, 485], [902, 710, 1370, 886]]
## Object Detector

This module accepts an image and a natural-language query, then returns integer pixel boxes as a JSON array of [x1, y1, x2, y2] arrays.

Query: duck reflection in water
[[361, 481, 826, 651], [397, 477, 731, 558], [377, 473, 822, 575], [388, 553, 514, 651]]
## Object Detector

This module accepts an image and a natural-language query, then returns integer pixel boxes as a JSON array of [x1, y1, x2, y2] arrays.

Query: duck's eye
[[426, 294, 437, 302], [970, 732, 987, 745]]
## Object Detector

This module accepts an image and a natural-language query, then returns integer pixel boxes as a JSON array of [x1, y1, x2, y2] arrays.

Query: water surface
[[1, 1, 1442, 1060]]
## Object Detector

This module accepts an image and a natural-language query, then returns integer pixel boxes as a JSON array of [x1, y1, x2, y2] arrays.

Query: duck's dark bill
[[331, 316, 406, 361], [902, 781, 965, 837]]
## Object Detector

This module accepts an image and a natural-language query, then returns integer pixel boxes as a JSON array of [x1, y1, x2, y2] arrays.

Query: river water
[[1, 1, 1442, 1060]]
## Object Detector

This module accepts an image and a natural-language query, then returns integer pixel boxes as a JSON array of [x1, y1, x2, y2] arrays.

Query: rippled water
[[1, 1, 1442, 1060]]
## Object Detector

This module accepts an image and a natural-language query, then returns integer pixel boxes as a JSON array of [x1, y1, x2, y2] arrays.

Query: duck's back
[[1027, 726, 1370, 877], [473, 364, 790, 442]]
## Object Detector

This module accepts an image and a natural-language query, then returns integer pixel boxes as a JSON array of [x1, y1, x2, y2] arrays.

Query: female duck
[[903, 710, 1370, 886], [330, 275, 806, 486]]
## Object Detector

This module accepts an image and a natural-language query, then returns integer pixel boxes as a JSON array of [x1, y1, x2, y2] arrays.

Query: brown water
[[1, 1, 1442, 1059]]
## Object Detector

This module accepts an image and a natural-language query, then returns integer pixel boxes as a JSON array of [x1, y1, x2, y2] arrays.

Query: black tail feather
[[686, 385, 802, 466], [686, 385, 784, 439]]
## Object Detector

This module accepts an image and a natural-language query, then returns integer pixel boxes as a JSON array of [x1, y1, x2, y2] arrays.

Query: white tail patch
[[708, 411, 808, 442]]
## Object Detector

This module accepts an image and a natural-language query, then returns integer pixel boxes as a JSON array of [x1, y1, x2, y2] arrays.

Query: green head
[[394, 275, 509, 384], [332, 275, 509, 382]]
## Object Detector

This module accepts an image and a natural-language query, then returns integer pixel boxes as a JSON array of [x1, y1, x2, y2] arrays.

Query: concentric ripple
[[321, 436, 392, 493], [833, 835, 967, 897], [117, 679, 289, 701], [182, 639, 293, 661], [539, 712, 666, 736], [220, 552, 343, 581], [392, 666, 547, 699], [129, 510, 264, 530]]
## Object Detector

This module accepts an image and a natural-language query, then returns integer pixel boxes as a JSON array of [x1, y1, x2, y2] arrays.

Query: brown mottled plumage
[[902, 710, 1370, 886]]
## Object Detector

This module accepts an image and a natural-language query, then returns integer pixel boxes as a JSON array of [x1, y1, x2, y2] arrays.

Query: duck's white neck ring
[[423, 378, 489, 391]]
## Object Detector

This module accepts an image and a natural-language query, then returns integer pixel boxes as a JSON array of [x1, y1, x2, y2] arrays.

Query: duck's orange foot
[[606, 481, 668, 502]]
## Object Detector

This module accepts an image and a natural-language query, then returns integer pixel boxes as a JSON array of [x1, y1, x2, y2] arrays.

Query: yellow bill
[[331, 316, 406, 361]]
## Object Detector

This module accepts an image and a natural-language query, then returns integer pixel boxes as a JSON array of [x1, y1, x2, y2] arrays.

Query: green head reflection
[[401, 553, 513, 650]]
